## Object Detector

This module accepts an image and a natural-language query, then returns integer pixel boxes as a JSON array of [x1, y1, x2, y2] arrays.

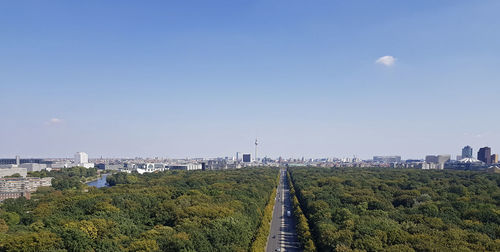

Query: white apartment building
[[73, 152, 94, 168]]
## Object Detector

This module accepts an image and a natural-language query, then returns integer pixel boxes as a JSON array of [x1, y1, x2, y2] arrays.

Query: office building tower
[[254, 139, 258, 162], [478, 147, 492, 164], [242, 154, 251, 163], [462, 146, 473, 158], [75, 152, 89, 164], [74, 152, 94, 168], [492, 154, 499, 164]]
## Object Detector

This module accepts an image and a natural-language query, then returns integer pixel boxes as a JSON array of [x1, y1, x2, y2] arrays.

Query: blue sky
[[1, 0, 499, 159]]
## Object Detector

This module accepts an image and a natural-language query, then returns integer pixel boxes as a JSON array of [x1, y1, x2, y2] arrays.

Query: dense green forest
[[0, 168, 278, 251], [289, 167, 500, 252]]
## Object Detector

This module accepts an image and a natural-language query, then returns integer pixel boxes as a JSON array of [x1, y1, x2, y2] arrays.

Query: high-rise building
[[74, 152, 94, 168], [254, 139, 258, 162], [462, 145, 473, 158], [75, 152, 89, 164], [492, 154, 499, 164], [242, 154, 251, 163], [477, 147, 492, 164]]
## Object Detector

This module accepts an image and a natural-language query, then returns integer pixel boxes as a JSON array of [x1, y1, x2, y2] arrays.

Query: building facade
[[462, 145, 473, 158], [20, 163, 47, 172], [0, 177, 52, 193], [0, 177, 52, 201], [73, 152, 94, 168], [242, 154, 251, 163], [478, 147, 492, 164], [0, 192, 30, 201], [0, 158, 43, 165], [75, 152, 89, 164], [492, 154, 499, 164], [168, 164, 202, 171], [0, 167, 28, 178], [373, 156, 402, 163], [424, 155, 450, 170]]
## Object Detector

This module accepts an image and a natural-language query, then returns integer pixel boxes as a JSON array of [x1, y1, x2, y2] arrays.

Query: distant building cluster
[[275, 145, 499, 172], [0, 142, 498, 202], [1, 156, 43, 178], [366, 146, 499, 172], [124, 163, 203, 174], [114, 159, 245, 174], [0, 152, 95, 179], [0, 155, 55, 201]]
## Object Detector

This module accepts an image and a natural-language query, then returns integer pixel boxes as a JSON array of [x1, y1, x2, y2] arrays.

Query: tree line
[[0, 168, 279, 251], [289, 167, 500, 252], [287, 171, 316, 251]]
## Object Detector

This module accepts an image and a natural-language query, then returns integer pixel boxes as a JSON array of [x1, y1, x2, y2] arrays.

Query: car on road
[[287, 210, 291, 217]]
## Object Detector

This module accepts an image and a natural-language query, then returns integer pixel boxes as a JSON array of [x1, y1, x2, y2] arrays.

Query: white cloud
[[375, 55, 396, 67], [45, 118, 63, 125]]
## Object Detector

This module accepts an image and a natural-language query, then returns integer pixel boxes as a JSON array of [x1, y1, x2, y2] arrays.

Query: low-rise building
[[0, 177, 52, 201], [445, 158, 487, 171], [373, 156, 402, 163], [48, 162, 71, 169], [0, 192, 30, 201], [168, 163, 202, 171], [0, 177, 52, 193], [0, 167, 28, 178], [0, 157, 43, 165], [96, 163, 123, 170], [20, 163, 47, 172], [136, 163, 168, 174], [204, 160, 228, 170]]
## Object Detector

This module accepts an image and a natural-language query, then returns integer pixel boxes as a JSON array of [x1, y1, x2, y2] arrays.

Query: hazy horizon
[[1, 1, 499, 159]]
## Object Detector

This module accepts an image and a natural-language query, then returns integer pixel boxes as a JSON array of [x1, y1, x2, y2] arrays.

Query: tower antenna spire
[[255, 138, 258, 162]]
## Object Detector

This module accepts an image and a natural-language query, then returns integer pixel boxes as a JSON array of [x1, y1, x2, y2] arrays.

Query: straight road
[[266, 168, 300, 252]]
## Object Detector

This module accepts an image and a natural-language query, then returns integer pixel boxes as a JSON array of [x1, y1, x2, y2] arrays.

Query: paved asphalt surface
[[266, 168, 301, 252]]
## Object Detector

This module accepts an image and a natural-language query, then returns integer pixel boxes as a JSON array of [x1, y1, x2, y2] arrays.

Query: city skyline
[[1, 1, 500, 159], [1, 143, 498, 161]]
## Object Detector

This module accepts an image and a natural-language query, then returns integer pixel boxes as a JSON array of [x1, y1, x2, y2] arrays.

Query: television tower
[[254, 138, 258, 162]]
